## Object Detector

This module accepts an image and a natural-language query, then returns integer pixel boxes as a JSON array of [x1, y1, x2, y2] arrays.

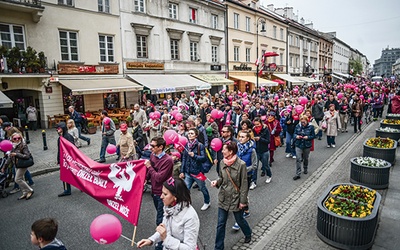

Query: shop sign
[[155, 87, 176, 94], [126, 62, 165, 70], [49, 77, 59, 83], [210, 65, 221, 71], [233, 63, 252, 71], [58, 63, 118, 74], [78, 65, 104, 73]]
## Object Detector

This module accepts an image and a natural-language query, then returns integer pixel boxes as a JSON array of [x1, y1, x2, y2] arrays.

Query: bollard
[[42, 130, 48, 150], [24, 126, 30, 144]]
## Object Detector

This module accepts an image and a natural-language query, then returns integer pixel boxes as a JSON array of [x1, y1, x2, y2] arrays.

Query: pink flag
[[191, 173, 207, 182], [59, 137, 146, 226]]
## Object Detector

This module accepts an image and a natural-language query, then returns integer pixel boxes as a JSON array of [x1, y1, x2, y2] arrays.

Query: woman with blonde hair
[[67, 119, 82, 148]]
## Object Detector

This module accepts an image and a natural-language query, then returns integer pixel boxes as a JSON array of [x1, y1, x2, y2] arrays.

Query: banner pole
[[131, 226, 137, 246]]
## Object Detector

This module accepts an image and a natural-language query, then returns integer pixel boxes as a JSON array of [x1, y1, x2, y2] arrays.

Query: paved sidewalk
[[231, 119, 399, 250]]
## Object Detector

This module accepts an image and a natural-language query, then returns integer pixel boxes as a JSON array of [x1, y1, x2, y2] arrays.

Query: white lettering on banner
[[119, 204, 130, 217], [77, 170, 93, 182], [93, 176, 108, 188], [107, 199, 119, 210]]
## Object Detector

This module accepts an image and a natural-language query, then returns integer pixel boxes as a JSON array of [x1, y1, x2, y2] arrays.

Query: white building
[[326, 32, 351, 80], [120, 0, 231, 97]]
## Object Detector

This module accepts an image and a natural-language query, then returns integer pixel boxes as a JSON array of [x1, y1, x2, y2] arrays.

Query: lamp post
[[256, 17, 266, 94]]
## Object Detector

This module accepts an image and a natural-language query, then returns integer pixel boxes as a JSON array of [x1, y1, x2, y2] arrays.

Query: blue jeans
[[295, 147, 310, 176], [184, 174, 210, 204], [252, 151, 271, 184], [13, 166, 33, 188], [152, 194, 164, 250], [77, 125, 90, 142], [99, 136, 116, 160], [327, 136, 336, 146], [215, 207, 252, 250], [315, 118, 323, 138], [285, 132, 296, 156]]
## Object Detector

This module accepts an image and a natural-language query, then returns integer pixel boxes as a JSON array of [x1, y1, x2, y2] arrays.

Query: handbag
[[16, 155, 34, 168], [320, 120, 327, 131], [197, 145, 213, 173], [274, 136, 281, 147]]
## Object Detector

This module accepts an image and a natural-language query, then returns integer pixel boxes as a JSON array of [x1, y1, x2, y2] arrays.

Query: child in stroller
[[0, 155, 9, 198]]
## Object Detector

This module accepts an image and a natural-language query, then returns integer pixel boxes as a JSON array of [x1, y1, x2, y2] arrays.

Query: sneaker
[[9, 188, 20, 194], [292, 155, 296, 159], [318, 137, 322, 140], [97, 159, 106, 163], [244, 236, 252, 243], [286, 153, 292, 158], [327, 145, 331, 148], [243, 211, 250, 218], [249, 182, 257, 190], [261, 171, 266, 177], [304, 170, 308, 174], [293, 175, 300, 180], [265, 177, 272, 183], [200, 203, 210, 211], [232, 223, 240, 231], [87, 139, 91, 145], [332, 145, 336, 148]]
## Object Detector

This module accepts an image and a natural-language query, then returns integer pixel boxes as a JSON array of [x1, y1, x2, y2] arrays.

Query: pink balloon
[[210, 138, 222, 151], [274, 95, 279, 100], [178, 135, 188, 147], [175, 113, 183, 121], [217, 111, 224, 119], [295, 105, 304, 114], [360, 95, 365, 100], [163, 100, 168, 105], [164, 129, 179, 145], [170, 110, 179, 118], [299, 96, 308, 105], [293, 89, 299, 94], [228, 95, 233, 101], [153, 111, 161, 119], [242, 99, 249, 106], [149, 112, 155, 119], [337, 93, 344, 99], [172, 106, 178, 110], [106, 144, 117, 154], [190, 91, 195, 96], [0, 140, 13, 152], [260, 87, 265, 91], [90, 214, 122, 244], [243, 92, 248, 97], [174, 143, 184, 153], [211, 109, 219, 119]]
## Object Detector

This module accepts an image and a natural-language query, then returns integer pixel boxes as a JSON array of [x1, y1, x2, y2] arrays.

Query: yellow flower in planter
[[366, 137, 394, 148], [382, 119, 400, 124]]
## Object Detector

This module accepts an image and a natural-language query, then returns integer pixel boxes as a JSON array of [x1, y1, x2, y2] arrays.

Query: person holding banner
[[57, 122, 75, 197], [116, 123, 136, 161], [98, 111, 116, 163], [137, 177, 199, 249], [145, 137, 173, 250]]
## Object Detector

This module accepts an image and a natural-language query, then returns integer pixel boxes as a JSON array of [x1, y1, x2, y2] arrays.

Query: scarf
[[188, 139, 197, 151], [253, 125, 262, 134], [267, 116, 275, 123], [223, 154, 237, 166], [238, 140, 252, 157], [164, 202, 185, 218]]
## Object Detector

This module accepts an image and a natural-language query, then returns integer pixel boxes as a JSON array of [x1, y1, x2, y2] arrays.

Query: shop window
[[104, 93, 119, 109], [62, 86, 84, 113]]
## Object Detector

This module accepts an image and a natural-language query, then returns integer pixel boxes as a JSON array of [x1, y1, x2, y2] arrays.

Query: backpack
[[197, 144, 213, 173]]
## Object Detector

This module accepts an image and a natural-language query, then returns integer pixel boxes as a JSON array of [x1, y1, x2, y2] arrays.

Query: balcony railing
[[0, 0, 42, 7]]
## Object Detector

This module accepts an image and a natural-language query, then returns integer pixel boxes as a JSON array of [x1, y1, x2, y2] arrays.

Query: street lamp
[[256, 17, 266, 94]]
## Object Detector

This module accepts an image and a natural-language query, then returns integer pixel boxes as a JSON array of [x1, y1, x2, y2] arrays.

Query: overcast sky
[[260, 0, 400, 64]]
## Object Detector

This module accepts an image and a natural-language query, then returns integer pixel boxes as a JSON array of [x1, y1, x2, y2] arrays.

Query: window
[[288, 35, 292, 46], [189, 7, 197, 24], [211, 45, 218, 63], [0, 23, 25, 50], [58, 0, 74, 6], [289, 56, 293, 67], [280, 28, 284, 40], [190, 42, 198, 61], [99, 35, 114, 62], [279, 53, 283, 65], [295, 57, 298, 67], [273, 55, 276, 64], [233, 13, 239, 29], [273, 26, 277, 39], [170, 39, 179, 60], [245, 48, 251, 62], [134, 0, 145, 13], [295, 36, 299, 47], [211, 14, 218, 29], [245, 17, 251, 32], [233, 46, 239, 61], [261, 22, 266, 32], [98, 0, 110, 13], [59, 30, 79, 61], [169, 3, 178, 19], [136, 35, 147, 58]]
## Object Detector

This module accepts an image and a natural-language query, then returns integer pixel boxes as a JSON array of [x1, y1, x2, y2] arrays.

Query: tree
[[349, 57, 363, 76]]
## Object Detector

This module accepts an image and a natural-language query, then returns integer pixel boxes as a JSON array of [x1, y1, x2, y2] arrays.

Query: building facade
[[318, 32, 333, 82], [373, 47, 400, 77]]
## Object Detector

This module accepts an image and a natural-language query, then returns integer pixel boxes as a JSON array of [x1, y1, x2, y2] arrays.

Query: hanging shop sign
[[126, 62, 165, 70], [233, 63, 252, 71]]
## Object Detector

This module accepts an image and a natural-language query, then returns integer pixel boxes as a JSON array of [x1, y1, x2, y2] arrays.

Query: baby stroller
[[0, 156, 9, 198]]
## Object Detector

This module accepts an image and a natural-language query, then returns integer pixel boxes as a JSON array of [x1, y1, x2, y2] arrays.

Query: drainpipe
[[225, 3, 229, 86]]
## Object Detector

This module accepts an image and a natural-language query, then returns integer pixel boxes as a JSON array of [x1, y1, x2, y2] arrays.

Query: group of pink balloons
[[210, 109, 224, 119]]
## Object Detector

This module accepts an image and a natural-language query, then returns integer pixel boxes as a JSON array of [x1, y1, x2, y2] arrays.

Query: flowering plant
[[353, 157, 390, 168], [365, 137, 395, 148], [382, 119, 400, 124], [386, 114, 400, 117], [377, 127, 400, 133], [324, 185, 376, 218]]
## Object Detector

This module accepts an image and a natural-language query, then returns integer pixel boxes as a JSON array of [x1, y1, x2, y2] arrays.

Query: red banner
[[59, 137, 146, 226]]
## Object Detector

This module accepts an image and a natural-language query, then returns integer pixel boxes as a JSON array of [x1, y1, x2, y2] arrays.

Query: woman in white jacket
[[324, 104, 341, 148], [67, 119, 82, 148], [137, 177, 200, 250]]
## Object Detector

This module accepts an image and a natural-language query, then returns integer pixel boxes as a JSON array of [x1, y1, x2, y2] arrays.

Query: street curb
[[232, 122, 375, 250]]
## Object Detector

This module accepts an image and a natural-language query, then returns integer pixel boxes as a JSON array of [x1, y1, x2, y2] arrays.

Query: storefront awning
[[229, 75, 278, 87], [294, 76, 321, 84], [191, 74, 234, 86], [0, 91, 13, 108], [128, 74, 211, 94], [332, 74, 345, 81], [60, 78, 142, 95], [273, 73, 304, 83], [333, 72, 351, 79]]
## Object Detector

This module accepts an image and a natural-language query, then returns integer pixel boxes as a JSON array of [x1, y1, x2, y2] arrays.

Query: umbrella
[[264, 52, 279, 57], [272, 79, 285, 85]]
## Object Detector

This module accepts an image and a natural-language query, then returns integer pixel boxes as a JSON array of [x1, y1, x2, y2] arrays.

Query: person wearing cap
[[98, 110, 116, 163], [3, 122, 20, 139], [57, 122, 75, 197], [116, 123, 136, 161]]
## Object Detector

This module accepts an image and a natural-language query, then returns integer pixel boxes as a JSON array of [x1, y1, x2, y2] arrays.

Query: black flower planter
[[380, 121, 400, 130], [363, 139, 397, 165], [317, 184, 381, 250], [386, 114, 400, 120], [376, 129, 400, 142], [350, 158, 391, 189]]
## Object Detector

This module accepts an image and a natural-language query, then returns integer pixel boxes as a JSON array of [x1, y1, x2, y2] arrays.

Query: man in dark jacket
[[312, 96, 324, 140], [293, 115, 315, 180], [252, 117, 271, 189], [68, 106, 90, 145], [56, 122, 75, 197], [324, 94, 340, 111], [250, 102, 267, 120]]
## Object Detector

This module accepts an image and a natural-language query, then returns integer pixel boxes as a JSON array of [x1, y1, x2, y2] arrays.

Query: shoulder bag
[[16, 155, 34, 168]]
